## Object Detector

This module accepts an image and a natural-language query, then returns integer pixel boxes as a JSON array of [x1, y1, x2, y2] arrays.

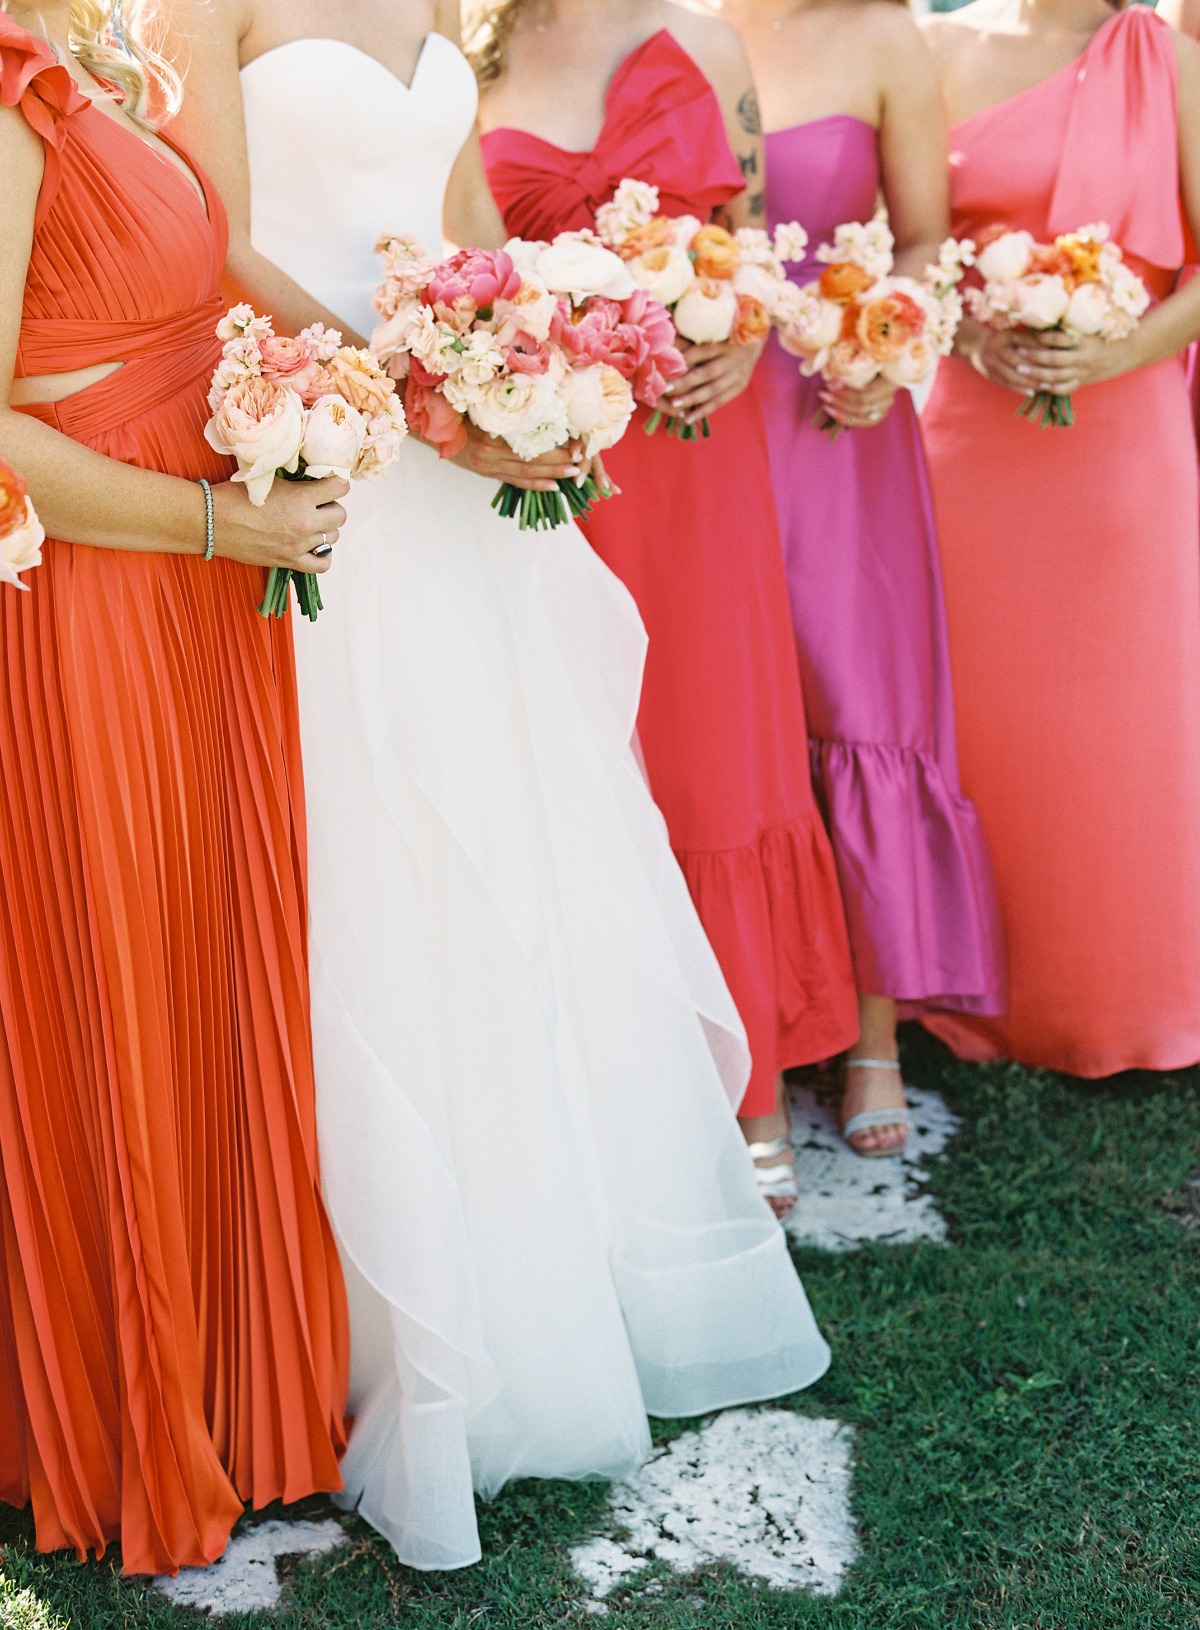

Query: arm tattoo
[[736, 88, 762, 136], [739, 149, 758, 180], [747, 191, 765, 220]]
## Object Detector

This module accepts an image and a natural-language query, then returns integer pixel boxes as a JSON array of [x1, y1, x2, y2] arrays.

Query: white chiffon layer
[[242, 33, 831, 1572]]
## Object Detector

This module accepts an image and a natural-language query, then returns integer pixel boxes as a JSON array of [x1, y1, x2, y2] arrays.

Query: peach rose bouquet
[[205, 305, 407, 619], [967, 223, 1150, 427], [0, 457, 44, 590], [371, 231, 685, 530], [595, 178, 805, 439], [777, 222, 973, 439]]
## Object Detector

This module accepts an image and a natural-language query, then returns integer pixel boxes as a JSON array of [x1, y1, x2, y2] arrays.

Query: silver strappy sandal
[[840, 1058, 911, 1159], [747, 1135, 798, 1219]]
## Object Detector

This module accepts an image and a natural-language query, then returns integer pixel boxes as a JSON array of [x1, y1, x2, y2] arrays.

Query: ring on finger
[[313, 531, 334, 559]]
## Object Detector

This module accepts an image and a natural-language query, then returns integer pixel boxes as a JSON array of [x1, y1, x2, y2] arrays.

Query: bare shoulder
[[918, 9, 979, 72], [161, 0, 250, 52], [1172, 23, 1200, 99], [660, 1, 751, 97], [1160, 0, 1200, 40]]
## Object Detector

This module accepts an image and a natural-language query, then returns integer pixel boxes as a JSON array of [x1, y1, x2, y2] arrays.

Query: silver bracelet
[[197, 477, 216, 561]]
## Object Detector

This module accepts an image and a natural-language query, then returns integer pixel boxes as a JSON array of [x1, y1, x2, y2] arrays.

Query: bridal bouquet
[[595, 178, 804, 439], [371, 231, 686, 529], [967, 224, 1150, 427], [777, 222, 973, 438], [205, 306, 408, 619], [0, 457, 44, 589]]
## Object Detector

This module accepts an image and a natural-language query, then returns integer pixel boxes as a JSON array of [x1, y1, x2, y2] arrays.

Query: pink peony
[[426, 248, 522, 316], [404, 377, 469, 459], [619, 288, 688, 406]]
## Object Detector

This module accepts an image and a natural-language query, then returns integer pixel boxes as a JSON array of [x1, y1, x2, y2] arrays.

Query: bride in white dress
[[168, 0, 831, 1571]]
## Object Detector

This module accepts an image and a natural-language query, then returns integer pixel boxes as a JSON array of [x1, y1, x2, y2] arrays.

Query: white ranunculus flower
[[468, 371, 570, 459], [779, 290, 843, 364], [1012, 273, 1071, 330], [535, 237, 635, 303], [881, 335, 937, 387], [300, 394, 368, 479], [673, 278, 738, 344], [976, 230, 1035, 285], [627, 245, 695, 307], [733, 262, 781, 309], [0, 497, 45, 590], [560, 365, 635, 456], [1064, 282, 1108, 336]]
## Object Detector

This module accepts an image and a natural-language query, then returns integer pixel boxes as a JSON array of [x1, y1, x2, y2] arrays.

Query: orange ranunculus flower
[[1055, 233, 1103, 287], [691, 223, 738, 280], [617, 216, 673, 260], [839, 302, 861, 343], [857, 292, 927, 363], [1029, 242, 1075, 282], [819, 260, 876, 303], [0, 458, 30, 542], [732, 293, 771, 346]]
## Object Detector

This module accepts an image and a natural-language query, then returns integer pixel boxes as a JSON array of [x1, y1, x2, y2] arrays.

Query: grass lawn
[[3, 1031, 1199, 1629]]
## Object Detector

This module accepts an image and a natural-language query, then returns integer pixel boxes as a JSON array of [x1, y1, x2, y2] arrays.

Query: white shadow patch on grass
[[786, 1081, 960, 1252], [571, 1409, 857, 1611], [152, 1517, 347, 1616]]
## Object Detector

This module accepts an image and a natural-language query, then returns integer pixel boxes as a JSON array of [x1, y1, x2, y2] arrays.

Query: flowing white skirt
[[296, 442, 832, 1571]]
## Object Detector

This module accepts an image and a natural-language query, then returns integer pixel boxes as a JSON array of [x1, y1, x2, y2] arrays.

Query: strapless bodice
[[765, 117, 878, 284], [241, 33, 478, 337]]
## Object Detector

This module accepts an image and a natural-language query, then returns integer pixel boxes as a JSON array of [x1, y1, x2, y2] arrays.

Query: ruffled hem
[[676, 811, 859, 1119], [810, 738, 1005, 1013]]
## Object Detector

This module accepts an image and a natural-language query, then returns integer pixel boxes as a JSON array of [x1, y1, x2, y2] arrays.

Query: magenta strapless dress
[[755, 117, 1004, 1011]]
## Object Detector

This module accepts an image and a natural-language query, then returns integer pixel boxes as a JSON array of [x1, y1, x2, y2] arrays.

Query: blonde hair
[[5, 1, 181, 126], [462, 0, 524, 87]]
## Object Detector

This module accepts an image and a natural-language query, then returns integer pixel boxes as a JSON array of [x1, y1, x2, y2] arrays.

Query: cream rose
[[825, 339, 881, 390], [881, 335, 937, 387], [1064, 282, 1108, 336], [300, 394, 368, 479], [326, 346, 397, 415], [780, 291, 844, 367], [534, 237, 635, 304], [627, 244, 695, 308], [0, 498, 45, 589], [1011, 273, 1071, 330], [673, 277, 739, 344], [205, 376, 306, 505], [560, 365, 635, 456], [353, 397, 409, 480], [976, 230, 1035, 285]]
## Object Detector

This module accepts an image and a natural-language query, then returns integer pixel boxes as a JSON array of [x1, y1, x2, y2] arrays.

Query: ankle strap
[[845, 1057, 902, 1072]]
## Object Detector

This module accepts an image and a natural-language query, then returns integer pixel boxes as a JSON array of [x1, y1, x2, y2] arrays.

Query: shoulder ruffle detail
[[0, 14, 91, 150]]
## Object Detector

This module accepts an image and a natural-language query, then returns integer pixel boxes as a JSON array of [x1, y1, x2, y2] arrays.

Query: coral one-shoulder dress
[[0, 20, 348, 1574], [922, 7, 1200, 1075], [484, 31, 858, 1117]]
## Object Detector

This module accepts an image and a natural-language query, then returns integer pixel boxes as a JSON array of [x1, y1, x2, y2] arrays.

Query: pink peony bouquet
[[205, 306, 408, 619], [595, 178, 805, 439], [777, 222, 972, 438], [371, 231, 686, 529], [0, 456, 44, 590], [967, 223, 1150, 427]]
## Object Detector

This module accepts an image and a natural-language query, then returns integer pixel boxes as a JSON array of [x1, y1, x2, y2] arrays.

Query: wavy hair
[[462, 0, 524, 87], [4, 1, 181, 126]]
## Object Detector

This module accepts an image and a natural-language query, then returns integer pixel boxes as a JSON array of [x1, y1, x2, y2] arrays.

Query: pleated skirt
[[0, 373, 349, 1575]]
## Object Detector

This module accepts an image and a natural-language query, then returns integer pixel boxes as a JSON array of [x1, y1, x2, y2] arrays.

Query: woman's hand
[[660, 339, 765, 424], [451, 419, 582, 492], [211, 475, 349, 574], [1006, 328, 1136, 395], [820, 375, 901, 430], [956, 318, 1038, 395]]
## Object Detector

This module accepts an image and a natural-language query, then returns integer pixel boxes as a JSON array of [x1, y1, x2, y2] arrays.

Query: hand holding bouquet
[[595, 179, 805, 439], [777, 222, 973, 438], [371, 230, 686, 529], [205, 307, 408, 619], [0, 457, 44, 589], [967, 224, 1150, 427]]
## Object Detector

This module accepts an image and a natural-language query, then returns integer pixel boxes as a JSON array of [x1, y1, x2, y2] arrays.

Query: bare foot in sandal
[[741, 1074, 797, 1221], [839, 996, 911, 1159]]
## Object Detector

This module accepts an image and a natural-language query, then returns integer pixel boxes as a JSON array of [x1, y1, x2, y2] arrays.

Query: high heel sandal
[[747, 1136, 798, 1220], [840, 1058, 911, 1159]]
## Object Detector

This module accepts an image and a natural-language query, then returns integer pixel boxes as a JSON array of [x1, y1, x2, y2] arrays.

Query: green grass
[[3, 1034, 1200, 1629]]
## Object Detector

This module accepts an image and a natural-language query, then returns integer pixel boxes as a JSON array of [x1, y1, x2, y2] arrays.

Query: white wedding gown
[[241, 32, 831, 1571]]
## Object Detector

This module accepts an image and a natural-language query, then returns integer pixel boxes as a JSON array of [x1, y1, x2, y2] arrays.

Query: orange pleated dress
[[0, 20, 348, 1574], [922, 8, 1200, 1076]]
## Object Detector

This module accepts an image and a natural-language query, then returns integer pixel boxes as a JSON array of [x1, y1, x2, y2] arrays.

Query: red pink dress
[[483, 30, 858, 1116], [0, 19, 348, 1573], [922, 7, 1200, 1074]]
